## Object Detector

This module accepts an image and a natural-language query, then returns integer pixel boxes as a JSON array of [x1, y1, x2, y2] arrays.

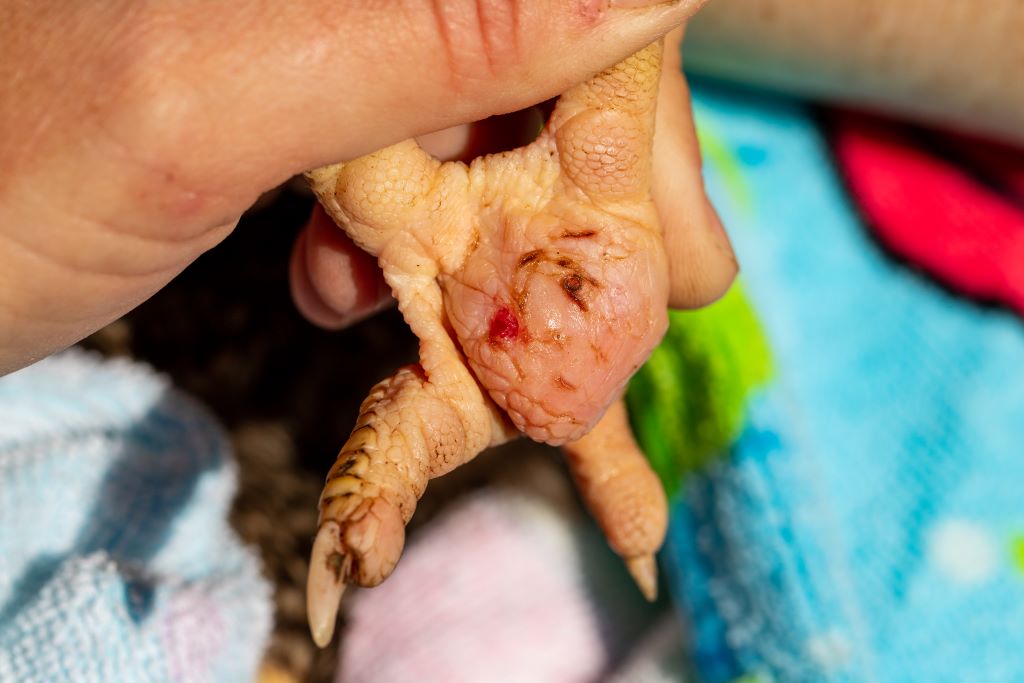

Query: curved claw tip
[[307, 521, 349, 648], [625, 555, 658, 602]]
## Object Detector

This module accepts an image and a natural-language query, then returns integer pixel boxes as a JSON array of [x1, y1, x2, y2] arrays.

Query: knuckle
[[429, 0, 526, 90]]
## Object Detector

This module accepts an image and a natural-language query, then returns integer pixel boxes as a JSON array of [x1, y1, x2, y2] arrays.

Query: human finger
[[653, 27, 738, 309], [288, 204, 392, 330]]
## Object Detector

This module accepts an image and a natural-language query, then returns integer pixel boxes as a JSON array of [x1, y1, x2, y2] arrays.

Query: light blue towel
[[0, 351, 271, 682], [647, 81, 1024, 683]]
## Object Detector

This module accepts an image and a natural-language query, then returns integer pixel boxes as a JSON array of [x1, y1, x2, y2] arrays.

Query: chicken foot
[[307, 41, 670, 646]]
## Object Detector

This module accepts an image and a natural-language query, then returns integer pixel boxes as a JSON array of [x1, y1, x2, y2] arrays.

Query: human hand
[[0, 1, 735, 376]]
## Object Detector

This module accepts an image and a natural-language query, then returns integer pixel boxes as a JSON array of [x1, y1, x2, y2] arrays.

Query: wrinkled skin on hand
[[306, 42, 670, 647]]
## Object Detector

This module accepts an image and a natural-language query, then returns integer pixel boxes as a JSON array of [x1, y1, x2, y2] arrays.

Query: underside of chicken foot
[[306, 40, 671, 646]]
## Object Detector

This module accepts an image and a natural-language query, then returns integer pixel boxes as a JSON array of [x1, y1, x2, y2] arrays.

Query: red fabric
[[827, 111, 1024, 316]]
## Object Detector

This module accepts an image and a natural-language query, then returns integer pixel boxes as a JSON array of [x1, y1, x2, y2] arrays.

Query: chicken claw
[[307, 521, 348, 648]]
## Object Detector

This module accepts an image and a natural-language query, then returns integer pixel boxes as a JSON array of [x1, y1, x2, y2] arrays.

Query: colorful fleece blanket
[[627, 82, 1024, 683], [0, 352, 271, 683]]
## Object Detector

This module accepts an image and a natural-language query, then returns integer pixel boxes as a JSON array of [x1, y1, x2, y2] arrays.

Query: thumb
[[140, 0, 708, 199]]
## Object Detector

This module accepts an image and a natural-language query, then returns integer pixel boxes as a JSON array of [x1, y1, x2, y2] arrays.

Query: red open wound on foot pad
[[488, 306, 520, 343]]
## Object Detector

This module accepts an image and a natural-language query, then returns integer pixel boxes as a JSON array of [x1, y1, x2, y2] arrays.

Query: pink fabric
[[828, 111, 1024, 315], [161, 588, 227, 682]]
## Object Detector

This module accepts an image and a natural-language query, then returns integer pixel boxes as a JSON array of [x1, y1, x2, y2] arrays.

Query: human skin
[[0, 0, 734, 377], [684, 0, 1024, 143]]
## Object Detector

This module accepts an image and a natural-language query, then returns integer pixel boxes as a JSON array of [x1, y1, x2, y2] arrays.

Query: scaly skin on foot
[[306, 42, 670, 647]]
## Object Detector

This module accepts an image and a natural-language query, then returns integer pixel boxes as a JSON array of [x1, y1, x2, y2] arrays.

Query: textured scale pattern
[[303, 43, 671, 647]]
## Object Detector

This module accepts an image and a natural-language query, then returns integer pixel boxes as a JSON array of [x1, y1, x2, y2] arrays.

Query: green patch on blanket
[[625, 283, 772, 496], [732, 674, 774, 683], [1012, 534, 1024, 574]]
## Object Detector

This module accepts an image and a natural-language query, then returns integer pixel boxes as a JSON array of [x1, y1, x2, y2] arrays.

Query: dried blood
[[488, 306, 519, 343]]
